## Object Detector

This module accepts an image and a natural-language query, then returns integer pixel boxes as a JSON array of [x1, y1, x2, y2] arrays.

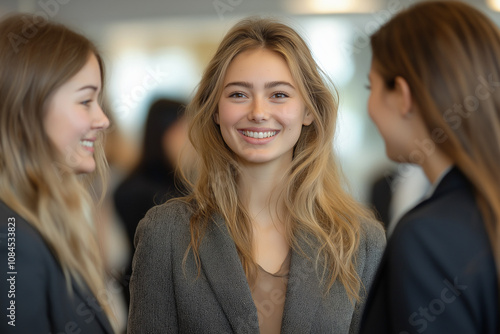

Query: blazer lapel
[[198, 214, 260, 333], [281, 238, 322, 333], [72, 280, 114, 334]]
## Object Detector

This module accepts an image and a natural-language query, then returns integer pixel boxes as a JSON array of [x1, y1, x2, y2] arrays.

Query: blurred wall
[[2, 0, 499, 202]]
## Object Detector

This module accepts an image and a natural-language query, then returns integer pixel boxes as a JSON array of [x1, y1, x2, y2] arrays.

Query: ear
[[302, 110, 314, 126], [213, 112, 220, 124], [394, 76, 413, 117]]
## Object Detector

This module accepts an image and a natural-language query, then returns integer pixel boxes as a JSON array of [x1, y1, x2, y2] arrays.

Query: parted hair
[[0, 14, 114, 324], [371, 0, 500, 303], [183, 17, 379, 301]]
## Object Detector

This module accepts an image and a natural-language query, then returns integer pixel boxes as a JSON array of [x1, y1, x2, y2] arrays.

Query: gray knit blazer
[[127, 200, 386, 333]]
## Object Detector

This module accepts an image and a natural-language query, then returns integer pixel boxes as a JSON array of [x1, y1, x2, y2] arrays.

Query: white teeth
[[242, 131, 277, 139], [80, 140, 94, 148]]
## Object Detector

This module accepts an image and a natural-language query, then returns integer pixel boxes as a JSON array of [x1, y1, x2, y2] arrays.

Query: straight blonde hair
[[0, 13, 114, 325]]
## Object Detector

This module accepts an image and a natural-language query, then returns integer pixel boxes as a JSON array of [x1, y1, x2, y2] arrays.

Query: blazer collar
[[199, 214, 324, 333], [418, 166, 470, 206], [198, 213, 260, 333], [71, 280, 115, 334]]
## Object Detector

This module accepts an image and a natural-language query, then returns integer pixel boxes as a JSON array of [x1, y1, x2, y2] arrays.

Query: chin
[[385, 146, 407, 163], [73, 159, 97, 174]]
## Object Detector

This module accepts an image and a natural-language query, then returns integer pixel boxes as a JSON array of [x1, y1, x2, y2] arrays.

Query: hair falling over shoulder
[[370, 0, 500, 302], [0, 13, 115, 325], [180, 17, 380, 302]]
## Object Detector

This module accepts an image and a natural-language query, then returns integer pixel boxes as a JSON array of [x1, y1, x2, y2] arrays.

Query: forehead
[[62, 54, 101, 88], [223, 48, 294, 82]]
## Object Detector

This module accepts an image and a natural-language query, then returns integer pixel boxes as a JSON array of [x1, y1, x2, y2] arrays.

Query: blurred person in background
[[361, 1, 500, 333], [113, 98, 188, 308], [0, 13, 115, 333], [368, 164, 430, 236]]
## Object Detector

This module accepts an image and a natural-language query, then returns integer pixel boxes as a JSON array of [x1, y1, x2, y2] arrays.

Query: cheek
[[54, 117, 90, 154], [217, 103, 243, 127], [367, 93, 378, 122], [280, 104, 305, 126], [368, 94, 389, 134]]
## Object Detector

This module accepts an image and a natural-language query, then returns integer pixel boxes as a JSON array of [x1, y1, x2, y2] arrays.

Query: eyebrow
[[223, 81, 295, 90], [224, 81, 253, 89], [264, 81, 295, 89], [77, 85, 99, 92]]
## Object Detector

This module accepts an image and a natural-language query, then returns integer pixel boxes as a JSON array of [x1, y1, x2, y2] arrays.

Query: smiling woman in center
[[128, 17, 385, 334]]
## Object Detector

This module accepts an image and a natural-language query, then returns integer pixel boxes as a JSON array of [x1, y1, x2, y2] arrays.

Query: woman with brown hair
[[361, 1, 500, 333], [0, 13, 115, 333], [128, 17, 385, 333]]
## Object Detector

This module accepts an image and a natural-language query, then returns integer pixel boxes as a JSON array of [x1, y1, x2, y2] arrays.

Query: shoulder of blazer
[[395, 167, 479, 233], [388, 166, 490, 267], [0, 200, 52, 265], [0, 200, 114, 334], [134, 199, 193, 245], [357, 218, 387, 284], [141, 199, 194, 227], [359, 218, 386, 255], [401, 167, 473, 220]]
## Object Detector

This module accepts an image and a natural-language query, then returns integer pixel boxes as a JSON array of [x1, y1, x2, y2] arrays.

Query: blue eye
[[81, 100, 92, 106]]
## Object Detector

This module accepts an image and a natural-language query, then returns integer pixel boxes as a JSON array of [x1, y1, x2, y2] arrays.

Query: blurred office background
[[2, 0, 499, 332], [2, 0, 499, 200]]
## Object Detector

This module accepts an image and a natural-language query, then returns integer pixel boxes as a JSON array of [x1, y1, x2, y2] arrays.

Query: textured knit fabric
[[128, 200, 386, 333]]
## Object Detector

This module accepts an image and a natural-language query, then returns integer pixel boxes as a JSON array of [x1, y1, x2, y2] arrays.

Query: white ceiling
[[2, 0, 495, 27], [2, 0, 497, 45]]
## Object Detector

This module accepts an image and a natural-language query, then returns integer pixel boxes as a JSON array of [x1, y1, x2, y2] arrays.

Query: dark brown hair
[[371, 0, 500, 304]]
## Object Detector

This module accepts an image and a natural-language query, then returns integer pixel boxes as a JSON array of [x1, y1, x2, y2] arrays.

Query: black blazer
[[0, 200, 113, 334], [360, 167, 499, 333]]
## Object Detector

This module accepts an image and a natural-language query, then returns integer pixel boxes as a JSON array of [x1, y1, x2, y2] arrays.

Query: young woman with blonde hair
[[0, 14, 115, 333], [128, 17, 385, 333], [361, 1, 500, 333]]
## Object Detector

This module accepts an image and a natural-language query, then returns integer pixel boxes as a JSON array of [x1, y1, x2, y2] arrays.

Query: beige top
[[251, 251, 292, 334]]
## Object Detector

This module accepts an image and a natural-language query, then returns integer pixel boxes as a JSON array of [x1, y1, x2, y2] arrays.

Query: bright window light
[[487, 0, 500, 11], [287, 0, 381, 14]]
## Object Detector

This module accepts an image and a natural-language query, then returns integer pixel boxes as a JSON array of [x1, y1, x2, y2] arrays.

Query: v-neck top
[[250, 251, 292, 334]]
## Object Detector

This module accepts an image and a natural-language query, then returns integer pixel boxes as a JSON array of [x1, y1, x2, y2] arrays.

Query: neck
[[419, 148, 453, 184], [238, 163, 287, 229]]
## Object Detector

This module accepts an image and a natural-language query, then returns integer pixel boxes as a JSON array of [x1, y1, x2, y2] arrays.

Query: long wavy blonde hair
[[371, 1, 500, 302], [182, 17, 378, 301], [0, 14, 114, 324]]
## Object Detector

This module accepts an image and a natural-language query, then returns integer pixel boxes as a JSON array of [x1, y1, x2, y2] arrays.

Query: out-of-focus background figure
[[361, 1, 500, 332], [113, 98, 188, 308]]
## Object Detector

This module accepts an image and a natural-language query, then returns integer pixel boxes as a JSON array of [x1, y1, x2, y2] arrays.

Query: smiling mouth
[[80, 140, 94, 148], [241, 130, 277, 139]]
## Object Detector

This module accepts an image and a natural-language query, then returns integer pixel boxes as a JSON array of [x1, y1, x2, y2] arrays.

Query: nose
[[248, 97, 268, 123], [92, 104, 110, 130]]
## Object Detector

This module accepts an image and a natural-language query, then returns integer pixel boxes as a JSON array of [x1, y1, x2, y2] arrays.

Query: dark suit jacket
[[127, 200, 386, 333], [360, 167, 499, 333], [0, 200, 114, 334]]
